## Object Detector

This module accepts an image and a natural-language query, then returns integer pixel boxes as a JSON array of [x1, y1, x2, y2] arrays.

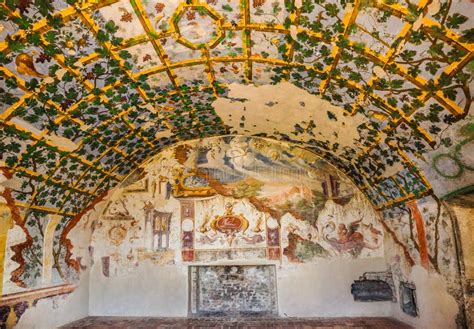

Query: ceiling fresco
[[0, 0, 473, 223]]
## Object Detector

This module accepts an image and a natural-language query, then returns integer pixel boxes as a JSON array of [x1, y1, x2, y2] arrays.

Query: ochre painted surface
[[450, 204, 474, 328], [406, 201, 429, 270], [41, 215, 61, 286], [0, 203, 13, 295]]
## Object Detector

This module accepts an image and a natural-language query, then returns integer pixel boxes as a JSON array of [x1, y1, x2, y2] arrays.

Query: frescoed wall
[[90, 136, 384, 273], [86, 136, 390, 318], [85, 136, 471, 327], [381, 195, 466, 328], [0, 0, 472, 327], [0, 136, 471, 328], [0, 165, 108, 328]]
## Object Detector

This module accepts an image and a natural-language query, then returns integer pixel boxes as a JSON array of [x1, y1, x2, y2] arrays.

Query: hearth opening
[[189, 265, 278, 316]]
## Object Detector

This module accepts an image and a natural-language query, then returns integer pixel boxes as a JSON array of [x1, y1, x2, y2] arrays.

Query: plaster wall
[[3, 136, 470, 328], [15, 270, 90, 329], [2, 199, 106, 328], [87, 136, 391, 318], [451, 205, 474, 279], [88, 263, 188, 317], [390, 266, 459, 329], [385, 236, 460, 329], [87, 257, 392, 318], [277, 258, 391, 317]]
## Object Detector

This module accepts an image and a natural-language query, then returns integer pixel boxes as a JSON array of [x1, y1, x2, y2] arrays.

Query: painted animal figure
[[283, 232, 329, 262], [337, 219, 364, 243], [324, 218, 379, 257]]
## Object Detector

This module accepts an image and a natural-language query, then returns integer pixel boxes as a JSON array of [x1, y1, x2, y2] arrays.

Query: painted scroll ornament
[[171, 168, 216, 198], [210, 203, 249, 246]]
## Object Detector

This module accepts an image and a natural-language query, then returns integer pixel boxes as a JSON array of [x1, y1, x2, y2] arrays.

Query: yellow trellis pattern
[[0, 0, 472, 219]]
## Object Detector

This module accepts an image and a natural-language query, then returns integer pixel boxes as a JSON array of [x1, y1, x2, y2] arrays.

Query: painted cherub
[[337, 218, 363, 244]]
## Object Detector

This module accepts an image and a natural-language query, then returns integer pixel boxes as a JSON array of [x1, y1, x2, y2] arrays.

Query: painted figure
[[324, 218, 379, 257]]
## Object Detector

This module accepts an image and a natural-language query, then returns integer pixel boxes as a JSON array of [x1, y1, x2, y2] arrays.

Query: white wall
[[88, 263, 188, 317], [87, 257, 392, 318], [390, 266, 459, 329], [16, 270, 90, 329], [278, 258, 392, 317], [383, 228, 462, 329], [15, 243, 459, 328]]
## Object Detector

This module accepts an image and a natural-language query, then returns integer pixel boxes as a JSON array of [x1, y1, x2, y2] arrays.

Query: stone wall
[[189, 265, 277, 316]]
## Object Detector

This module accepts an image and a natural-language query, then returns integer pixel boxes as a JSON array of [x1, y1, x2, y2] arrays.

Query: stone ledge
[[0, 283, 76, 306]]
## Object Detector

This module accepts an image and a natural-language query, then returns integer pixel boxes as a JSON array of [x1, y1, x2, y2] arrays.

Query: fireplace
[[189, 265, 278, 316]]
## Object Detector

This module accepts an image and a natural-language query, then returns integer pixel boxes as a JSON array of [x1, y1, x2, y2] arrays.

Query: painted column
[[145, 213, 153, 251], [41, 214, 61, 286], [0, 203, 13, 295], [143, 201, 155, 251], [407, 200, 430, 270], [322, 174, 340, 198], [180, 200, 195, 262], [266, 216, 281, 260]]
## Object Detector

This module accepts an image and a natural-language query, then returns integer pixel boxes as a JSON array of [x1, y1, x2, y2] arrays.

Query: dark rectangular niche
[[351, 270, 396, 302], [189, 265, 278, 317], [400, 281, 418, 317]]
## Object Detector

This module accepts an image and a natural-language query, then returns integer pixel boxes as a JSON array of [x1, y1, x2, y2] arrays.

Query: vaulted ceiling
[[0, 0, 472, 221]]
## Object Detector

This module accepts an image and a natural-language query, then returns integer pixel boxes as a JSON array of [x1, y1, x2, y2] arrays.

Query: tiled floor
[[61, 316, 412, 328]]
